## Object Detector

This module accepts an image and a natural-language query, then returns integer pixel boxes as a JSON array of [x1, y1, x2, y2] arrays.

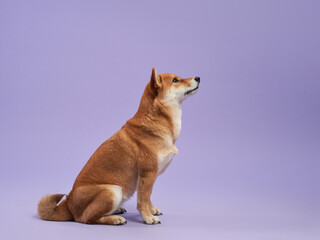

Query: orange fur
[[38, 68, 200, 225]]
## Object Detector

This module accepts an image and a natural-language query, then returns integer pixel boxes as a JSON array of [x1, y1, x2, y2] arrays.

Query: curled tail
[[38, 194, 73, 221]]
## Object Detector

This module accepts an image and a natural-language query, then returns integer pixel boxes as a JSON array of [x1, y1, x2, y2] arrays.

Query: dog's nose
[[194, 76, 200, 83]]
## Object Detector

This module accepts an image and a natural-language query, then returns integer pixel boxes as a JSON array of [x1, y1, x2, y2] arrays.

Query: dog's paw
[[99, 215, 127, 225], [114, 207, 127, 215], [111, 216, 127, 225], [150, 207, 163, 216], [143, 215, 161, 225]]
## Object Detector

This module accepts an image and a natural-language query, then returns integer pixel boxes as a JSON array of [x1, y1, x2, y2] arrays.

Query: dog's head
[[149, 68, 200, 105]]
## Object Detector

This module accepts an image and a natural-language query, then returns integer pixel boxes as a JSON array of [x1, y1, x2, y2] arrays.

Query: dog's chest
[[156, 104, 181, 175], [157, 143, 178, 175], [157, 151, 174, 175]]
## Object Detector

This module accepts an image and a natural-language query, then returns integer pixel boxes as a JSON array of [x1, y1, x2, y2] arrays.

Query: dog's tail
[[38, 194, 73, 221]]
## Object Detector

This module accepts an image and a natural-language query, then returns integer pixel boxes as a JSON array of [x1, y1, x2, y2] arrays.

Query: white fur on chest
[[157, 150, 175, 175], [157, 141, 178, 175], [156, 103, 181, 175]]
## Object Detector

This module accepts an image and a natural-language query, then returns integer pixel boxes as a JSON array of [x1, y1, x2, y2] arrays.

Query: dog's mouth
[[184, 86, 199, 95]]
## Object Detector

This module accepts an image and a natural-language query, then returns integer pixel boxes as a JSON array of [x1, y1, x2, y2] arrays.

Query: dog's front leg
[[149, 200, 162, 216], [137, 172, 161, 224]]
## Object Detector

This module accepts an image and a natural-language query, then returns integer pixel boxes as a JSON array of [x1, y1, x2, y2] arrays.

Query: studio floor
[[1, 184, 319, 240]]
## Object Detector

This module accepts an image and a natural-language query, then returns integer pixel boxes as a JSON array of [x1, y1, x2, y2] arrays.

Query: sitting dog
[[38, 68, 200, 225]]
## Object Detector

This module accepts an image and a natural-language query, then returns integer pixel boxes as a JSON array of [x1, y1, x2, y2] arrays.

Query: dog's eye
[[172, 78, 179, 83]]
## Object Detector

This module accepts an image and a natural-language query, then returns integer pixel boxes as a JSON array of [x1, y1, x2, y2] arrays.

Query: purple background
[[1, 0, 319, 239]]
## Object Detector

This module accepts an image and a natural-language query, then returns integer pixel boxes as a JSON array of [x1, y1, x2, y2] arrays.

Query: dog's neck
[[162, 101, 182, 142], [133, 83, 182, 142]]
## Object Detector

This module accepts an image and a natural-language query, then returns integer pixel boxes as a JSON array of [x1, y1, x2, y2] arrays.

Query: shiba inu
[[38, 68, 200, 225]]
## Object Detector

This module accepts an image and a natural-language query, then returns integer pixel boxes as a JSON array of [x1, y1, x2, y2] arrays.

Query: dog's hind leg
[[78, 185, 126, 225], [113, 206, 127, 215]]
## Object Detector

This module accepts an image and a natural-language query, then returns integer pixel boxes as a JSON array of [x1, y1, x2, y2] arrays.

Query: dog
[[38, 68, 200, 225]]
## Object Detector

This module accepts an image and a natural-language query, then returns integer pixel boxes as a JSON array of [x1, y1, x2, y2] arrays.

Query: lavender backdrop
[[1, 0, 319, 239]]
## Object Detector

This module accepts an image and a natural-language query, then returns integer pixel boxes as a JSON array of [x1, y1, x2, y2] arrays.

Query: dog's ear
[[150, 67, 162, 91]]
